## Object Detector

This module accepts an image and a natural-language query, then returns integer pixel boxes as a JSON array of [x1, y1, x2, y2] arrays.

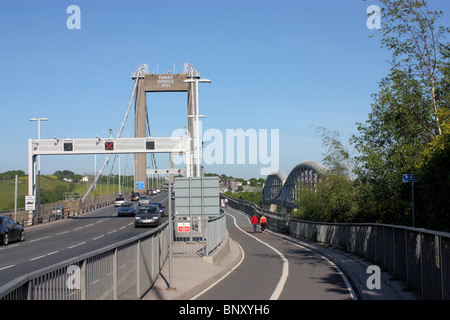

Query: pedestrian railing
[[221, 193, 450, 300]]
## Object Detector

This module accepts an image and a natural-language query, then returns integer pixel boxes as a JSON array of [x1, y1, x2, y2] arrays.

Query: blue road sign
[[136, 181, 145, 189], [403, 174, 418, 183]]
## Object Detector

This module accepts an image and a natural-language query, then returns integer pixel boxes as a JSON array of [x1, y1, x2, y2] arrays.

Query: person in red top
[[251, 214, 258, 233], [260, 214, 267, 233]]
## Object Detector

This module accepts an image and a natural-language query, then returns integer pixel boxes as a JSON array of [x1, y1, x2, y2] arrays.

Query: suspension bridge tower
[[131, 64, 210, 192]]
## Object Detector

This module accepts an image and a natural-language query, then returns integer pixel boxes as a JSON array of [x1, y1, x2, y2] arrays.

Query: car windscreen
[[121, 203, 134, 207], [137, 207, 158, 214]]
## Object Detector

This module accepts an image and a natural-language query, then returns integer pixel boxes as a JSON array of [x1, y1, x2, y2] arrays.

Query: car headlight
[[135, 217, 141, 220]]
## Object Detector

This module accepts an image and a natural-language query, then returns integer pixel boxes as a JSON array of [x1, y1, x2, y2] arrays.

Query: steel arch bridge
[[262, 171, 287, 207], [262, 160, 328, 209]]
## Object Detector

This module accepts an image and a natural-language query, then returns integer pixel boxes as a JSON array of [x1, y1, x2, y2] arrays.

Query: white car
[[114, 196, 126, 207], [139, 195, 151, 206]]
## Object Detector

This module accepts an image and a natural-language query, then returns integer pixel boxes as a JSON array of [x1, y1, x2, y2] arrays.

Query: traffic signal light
[[63, 142, 73, 151], [146, 141, 155, 150], [105, 141, 114, 151]]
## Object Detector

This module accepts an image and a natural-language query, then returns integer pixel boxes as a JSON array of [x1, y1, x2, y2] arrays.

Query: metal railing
[[0, 221, 169, 300], [172, 211, 227, 257], [222, 193, 450, 300], [0, 210, 227, 300], [1, 192, 122, 227]]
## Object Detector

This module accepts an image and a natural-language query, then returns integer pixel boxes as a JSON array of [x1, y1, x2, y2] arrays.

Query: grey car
[[118, 201, 136, 217], [134, 205, 161, 227], [150, 202, 165, 217]]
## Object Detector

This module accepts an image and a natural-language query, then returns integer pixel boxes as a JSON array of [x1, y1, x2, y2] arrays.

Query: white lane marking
[[227, 208, 289, 300], [191, 211, 289, 300], [190, 230, 245, 300], [92, 235, 105, 241], [29, 250, 60, 261], [29, 236, 50, 243], [0, 265, 15, 271], [0, 244, 19, 251], [276, 235, 357, 300], [107, 230, 117, 234], [57, 231, 69, 236], [68, 242, 85, 249], [230, 207, 356, 300], [30, 255, 46, 261], [119, 226, 127, 230]]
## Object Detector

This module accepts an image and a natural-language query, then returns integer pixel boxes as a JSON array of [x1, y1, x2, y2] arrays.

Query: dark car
[[134, 205, 161, 228], [117, 201, 136, 217], [150, 202, 165, 217], [0, 215, 25, 245], [131, 192, 140, 201]]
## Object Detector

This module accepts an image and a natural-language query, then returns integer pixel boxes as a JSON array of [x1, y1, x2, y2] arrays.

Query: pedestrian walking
[[260, 214, 267, 233], [251, 213, 258, 233]]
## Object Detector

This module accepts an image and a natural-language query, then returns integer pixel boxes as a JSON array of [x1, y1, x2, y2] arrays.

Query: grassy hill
[[0, 175, 131, 211]]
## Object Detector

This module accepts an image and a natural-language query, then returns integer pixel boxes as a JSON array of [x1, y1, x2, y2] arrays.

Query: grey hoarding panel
[[174, 177, 219, 216]]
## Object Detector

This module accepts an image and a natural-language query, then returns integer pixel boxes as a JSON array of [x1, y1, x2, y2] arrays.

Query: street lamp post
[[183, 77, 210, 177], [29, 117, 48, 224]]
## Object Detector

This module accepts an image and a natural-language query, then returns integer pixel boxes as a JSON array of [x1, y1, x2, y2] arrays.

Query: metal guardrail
[[222, 193, 450, 300], [0, 221, 169, 300], [1, 193, 122, 227], [172, 212, 227, 257], [0, 211, 227, 300]]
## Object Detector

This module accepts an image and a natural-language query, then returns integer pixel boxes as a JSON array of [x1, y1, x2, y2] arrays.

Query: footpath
[[142, 209, 420, 301]]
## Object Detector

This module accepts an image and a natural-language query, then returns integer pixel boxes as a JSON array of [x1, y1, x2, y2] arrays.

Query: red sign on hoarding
[[177, 222, 190, 232]]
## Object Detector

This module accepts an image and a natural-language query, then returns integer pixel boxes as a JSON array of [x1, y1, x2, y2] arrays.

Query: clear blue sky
[[1, 0, 449, 179]]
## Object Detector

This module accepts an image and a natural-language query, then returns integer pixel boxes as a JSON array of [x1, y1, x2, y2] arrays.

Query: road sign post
[[403, 174, 418, 227], [25, 195, 35, 211], [167, 173, 174, 291]]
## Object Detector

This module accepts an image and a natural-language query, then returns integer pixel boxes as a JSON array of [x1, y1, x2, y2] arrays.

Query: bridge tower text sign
[[132, 71, 200, 191]]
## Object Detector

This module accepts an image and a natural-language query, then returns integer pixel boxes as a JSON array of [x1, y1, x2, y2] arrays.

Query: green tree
[[416, 47, 450, 231], [369, 0, 450, 135], [418, 129, 450, 231], [351, 68, 437, 224], [316, 127, 354, 180], [0, 170, 25, 181], [294, 173, 357, 223], [353, 0, 450, 226]]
